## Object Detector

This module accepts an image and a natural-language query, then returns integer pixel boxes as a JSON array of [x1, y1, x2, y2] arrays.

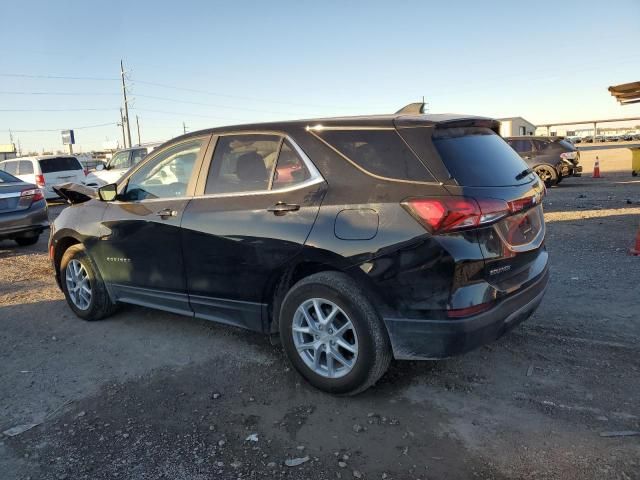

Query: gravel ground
[[1, 173, 639, 480]]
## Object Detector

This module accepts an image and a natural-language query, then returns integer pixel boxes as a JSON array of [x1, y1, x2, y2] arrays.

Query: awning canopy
[[609, 81, 640, 106]]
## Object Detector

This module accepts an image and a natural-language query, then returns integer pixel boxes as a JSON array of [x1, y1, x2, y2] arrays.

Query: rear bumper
[[0, 202, 49, 240], [383, 266, 549, 360]]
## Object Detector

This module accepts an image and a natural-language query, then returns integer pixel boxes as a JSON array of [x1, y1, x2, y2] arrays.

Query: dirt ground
[[1, 161, 639, 480]]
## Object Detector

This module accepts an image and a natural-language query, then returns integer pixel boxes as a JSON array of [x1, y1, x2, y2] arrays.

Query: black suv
[[50, 110, 549, 395], [505, 136, 582, 186]]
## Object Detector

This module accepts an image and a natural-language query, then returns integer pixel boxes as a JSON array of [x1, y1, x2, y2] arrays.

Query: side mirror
[[96, 163, 105, 171], [98, 183, 118, 202]]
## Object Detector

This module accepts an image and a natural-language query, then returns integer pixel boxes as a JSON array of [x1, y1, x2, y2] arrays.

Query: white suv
[[84, 146, 155, 188], [0, 155, 85, 200]]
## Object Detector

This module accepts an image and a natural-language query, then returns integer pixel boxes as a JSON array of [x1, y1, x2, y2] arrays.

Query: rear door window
[[433, 127, 533, 186], [1, 161, 19, 175], [314, 129, 434, 181], [18, 161, 34, 175], [272, 141, 311, 190], [39, 157, 82, 173], [205, 135, 281, 194]]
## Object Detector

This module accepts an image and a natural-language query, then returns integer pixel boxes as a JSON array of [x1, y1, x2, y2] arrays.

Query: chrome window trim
[[111, 134, 325, 204], [306, 125, 395, 131], [196, 175, 325, 200]]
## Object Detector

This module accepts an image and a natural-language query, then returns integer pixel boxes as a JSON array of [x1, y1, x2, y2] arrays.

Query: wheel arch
[[264, 256, 392, 334], [52, 234, 82, 275]]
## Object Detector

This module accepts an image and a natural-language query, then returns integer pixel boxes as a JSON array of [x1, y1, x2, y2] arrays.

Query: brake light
[[402, 197, 509, 234], [35, 174, 45, 187], [21, 188, 44, 202], [83, 168, 89, 176]]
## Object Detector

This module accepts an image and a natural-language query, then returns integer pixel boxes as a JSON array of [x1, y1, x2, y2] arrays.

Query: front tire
[[60, 244, 116, 321], [279, 271, 391, 395]]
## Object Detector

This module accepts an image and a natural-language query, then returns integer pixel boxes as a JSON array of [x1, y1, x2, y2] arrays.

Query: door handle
[[267, 202, 300, 215], [155, 208, 177, 218]]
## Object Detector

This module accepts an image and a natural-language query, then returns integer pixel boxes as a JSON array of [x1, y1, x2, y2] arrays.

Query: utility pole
[[136, 115, 141, 145], [183, 122, 187, 135], [119, 108, 127, 149], [120, 59, 132, 148]]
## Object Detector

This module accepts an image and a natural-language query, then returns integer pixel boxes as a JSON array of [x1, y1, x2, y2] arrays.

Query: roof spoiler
[[395, 102, 427, 114]]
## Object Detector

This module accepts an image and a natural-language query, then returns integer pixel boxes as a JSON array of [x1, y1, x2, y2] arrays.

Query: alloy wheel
[[65, 259, 92, 310], [292, 298, 359, 378]]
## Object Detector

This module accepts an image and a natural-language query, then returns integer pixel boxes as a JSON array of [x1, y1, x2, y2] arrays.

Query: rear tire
[[15, 235, 39, 246], [279, 271, 392, 395], [534, 165, 559, 187], [60, 244, 117, 321]]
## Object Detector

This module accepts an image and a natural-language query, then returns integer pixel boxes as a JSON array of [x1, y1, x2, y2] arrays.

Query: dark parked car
[[50, 110, 549, 394], [505, 136, 582, 186], [0, 170, 49, 245]]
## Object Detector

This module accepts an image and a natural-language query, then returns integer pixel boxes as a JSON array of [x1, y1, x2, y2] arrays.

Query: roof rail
[[395, 102, 427, 114]]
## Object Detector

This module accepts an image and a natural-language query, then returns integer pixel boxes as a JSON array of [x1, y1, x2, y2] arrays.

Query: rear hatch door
[[427, 124, 547, 292], [39, 157, 84, 196]]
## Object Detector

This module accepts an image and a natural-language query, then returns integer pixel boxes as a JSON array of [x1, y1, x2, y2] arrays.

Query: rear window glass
[[39, 157, 82, 173], [433, 127, 534, 186], [0, 170, 19, 183], [315, 130, 434, 181], [19, 160, 34, 175], [557, 139, 575, 151]]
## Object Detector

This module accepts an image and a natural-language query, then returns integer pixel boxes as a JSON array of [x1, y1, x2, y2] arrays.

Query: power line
[[131, 107, 246, 121], [132, 93, 304, 116], [0, 122, 117, 133], [130, 78, 358, 110], [0, 108, 118, 112], [0, 73, 118, 81], [0, 91, 120, 96]]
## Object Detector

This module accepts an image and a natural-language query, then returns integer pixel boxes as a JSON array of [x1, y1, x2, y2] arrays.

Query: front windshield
[[107, 152, 130, 170]]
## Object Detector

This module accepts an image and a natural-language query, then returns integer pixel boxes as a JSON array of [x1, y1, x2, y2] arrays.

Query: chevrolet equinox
[[50, 107, 549, 395]]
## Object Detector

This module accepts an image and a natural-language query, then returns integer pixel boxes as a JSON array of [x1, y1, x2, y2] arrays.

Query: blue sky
[[2, 0, 639, 152]]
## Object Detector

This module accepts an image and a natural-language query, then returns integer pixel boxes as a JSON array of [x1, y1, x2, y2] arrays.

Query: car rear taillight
[[403, 192, 545, 235], [17, 188, 44, 208], [35, 174, 45, 187], [402, 197, 510, 234], [21, 188, 44, 202], [83, 168, 89, 176]]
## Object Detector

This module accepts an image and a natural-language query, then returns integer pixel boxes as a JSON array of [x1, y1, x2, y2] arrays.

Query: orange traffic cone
[[630, 225, 640, 256], [592, 156, 602, 178]]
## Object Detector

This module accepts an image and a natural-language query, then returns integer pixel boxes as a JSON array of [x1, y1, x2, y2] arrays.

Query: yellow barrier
[[632, 147, 640, 177]]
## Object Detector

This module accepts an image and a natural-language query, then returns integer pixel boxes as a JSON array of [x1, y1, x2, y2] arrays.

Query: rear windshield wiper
[[515, 168, 533, 180]]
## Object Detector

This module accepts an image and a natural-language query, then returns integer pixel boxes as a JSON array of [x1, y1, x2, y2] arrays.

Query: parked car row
[[568, 134, 640, 144]]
